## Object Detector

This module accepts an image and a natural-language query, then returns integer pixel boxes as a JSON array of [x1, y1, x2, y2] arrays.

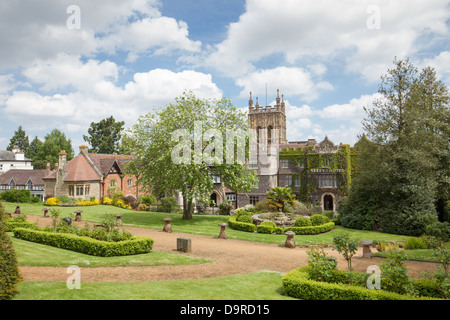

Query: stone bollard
[[177, 237, 192, 253], [14, 205, 21, 215], [116, 214, 123, 227], [163, 218, 172, 233], [360, 240, 373, 258], [218, 223, 228, 239], [74, 210, 83, 222], [43, 207, 49, 218], [284, 231, 296, 248]]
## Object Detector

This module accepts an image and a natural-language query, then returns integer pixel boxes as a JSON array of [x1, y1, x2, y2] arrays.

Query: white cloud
[[236, 66, 333, 102], [3, 63, 223, 133], [320, 93, 382, 122], [205, 0, 450, 82], [421, 51, 450, 84], [0, 0, 201, 69], [23, 54, 119, 92]]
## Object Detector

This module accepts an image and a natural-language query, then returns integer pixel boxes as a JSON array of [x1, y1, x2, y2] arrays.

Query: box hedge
[[13, 228, 154, 257], [228, 215, 256, 233], [282, 266, 438, 300], [5, 221, 37, 232], [284, 222, 335, 235]]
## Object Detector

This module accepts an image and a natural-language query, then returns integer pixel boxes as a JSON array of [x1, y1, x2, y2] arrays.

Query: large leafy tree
[[35, 129, 74, 168], [340, 58, 450, 236], [7, 126, 29, 156], [125, 91, 258, 219], [83, 116, 125, 154]]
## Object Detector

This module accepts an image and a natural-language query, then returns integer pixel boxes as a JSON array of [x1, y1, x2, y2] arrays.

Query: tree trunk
[[182, 192, 193, 219]]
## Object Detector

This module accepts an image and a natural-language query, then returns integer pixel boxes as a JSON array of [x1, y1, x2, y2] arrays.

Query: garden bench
[[284, 231, 296, 248], [163, 217, 172, 233], [74, 210, 83, 222], [360, 240, 373, 258], [42, 207, 49, 218], [218, 223, 228, 239]]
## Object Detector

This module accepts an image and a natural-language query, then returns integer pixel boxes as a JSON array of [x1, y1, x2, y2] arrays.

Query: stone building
[[236, 90, 354, 212], [43, 145, 144, 200]]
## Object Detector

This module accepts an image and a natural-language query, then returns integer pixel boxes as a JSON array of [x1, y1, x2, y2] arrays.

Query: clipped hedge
[[5, 221, 37, 232], [310, 214, 329, 226], [284, 222, 335, 235], [228, 215, 256, 233], [13, 228, 154, 257], [294, 217, 312, 227], [282, 267, 434, 300], [256, 221, 277, 234]]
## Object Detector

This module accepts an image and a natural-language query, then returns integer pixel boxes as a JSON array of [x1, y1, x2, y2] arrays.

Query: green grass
[[373, 249, 441, 263], [10, 235, 210, 267], [13, 271, 296, 300], [4, 202, 413, 246]]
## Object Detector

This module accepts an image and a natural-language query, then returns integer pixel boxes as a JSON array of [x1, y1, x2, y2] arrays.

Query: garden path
[[19, 215, 440, 283]]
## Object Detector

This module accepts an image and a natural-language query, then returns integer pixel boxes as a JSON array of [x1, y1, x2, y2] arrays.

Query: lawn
[[10, 235, 210, 267], [4, 202, 412, 246], [14, 271, 295, 300]]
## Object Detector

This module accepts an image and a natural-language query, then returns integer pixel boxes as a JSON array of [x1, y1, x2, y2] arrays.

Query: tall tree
[[340, 58, 450, 236], [125, 91, 258, 220], [36, 129, 74, 168], [7, 126, 29, 155], [83, 116, 125, 154]]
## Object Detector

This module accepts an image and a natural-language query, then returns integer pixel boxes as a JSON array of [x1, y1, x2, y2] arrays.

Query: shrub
[[403, 237, 427, 250], [257, 221, 277, 234], [228, 215, 256, 233], [0, 189, 32, 203], [293, 202, 316, 216], [0, 202, 23, 300], [218, 200, 233, 215], [310, 214, 329, 226], [77, 199, 101, 206], [139, 195, 157, 206], [254, 199, 274, 212], [102, 197, 113, 205], [282, 266, 428, 300], [137, 203, 148, 211], [45, 197, 62, 206], [125, 195, 138, 209], [158, 196, 177, 213], [380, 251, 416, 296], [236, 214, 253, 224], [306, 247, 337, 282], [295, 217, 312, 227], [13, 228, 153, 257]]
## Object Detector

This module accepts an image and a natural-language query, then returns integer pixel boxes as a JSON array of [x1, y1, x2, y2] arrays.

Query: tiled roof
[[0, 169, 47, 186], [43, 152, 134, 182]]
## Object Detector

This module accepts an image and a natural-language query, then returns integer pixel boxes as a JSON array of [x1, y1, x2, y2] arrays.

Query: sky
[[0, 0, 449, 152]]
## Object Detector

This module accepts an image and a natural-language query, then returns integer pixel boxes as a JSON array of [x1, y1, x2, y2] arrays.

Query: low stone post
[[43, 207, 49, 218], [74, 210, 82, 222], [218, 223, 228, 239], [163, 218, 172, 233], [14, 205, 21, 215], [360, 240, 373, 258], [284, 231, 296, 248], [177, 237, 192, 253], [116, 214, 123, 227]]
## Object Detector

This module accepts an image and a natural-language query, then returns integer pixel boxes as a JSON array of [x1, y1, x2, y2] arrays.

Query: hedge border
[[284, 222, 335, 235], [13, 228, 154, 257], [5, 221, 37, 232], [281, 266, 437, 300], [228, 215, 256, 233]]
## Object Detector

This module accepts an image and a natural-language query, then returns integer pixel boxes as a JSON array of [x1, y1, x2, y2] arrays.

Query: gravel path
[[18, 215, 440, 283]]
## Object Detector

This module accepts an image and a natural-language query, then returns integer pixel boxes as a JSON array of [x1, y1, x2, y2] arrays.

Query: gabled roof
[[0, 169, 47, 186], [43, 152, 134, 182]]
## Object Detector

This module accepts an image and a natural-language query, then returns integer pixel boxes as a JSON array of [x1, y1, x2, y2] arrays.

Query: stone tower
[[248, 89, 287, 145]]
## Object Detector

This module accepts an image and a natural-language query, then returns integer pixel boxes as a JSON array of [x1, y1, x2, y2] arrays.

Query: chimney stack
[[79, 145, 89, 155]]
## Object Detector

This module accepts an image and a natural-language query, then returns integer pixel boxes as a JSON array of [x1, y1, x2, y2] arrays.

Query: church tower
[[248, 89, 287, 145]]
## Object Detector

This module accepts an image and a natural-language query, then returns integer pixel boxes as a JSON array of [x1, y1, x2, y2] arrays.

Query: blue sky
[[0, 0, 449, 151]]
